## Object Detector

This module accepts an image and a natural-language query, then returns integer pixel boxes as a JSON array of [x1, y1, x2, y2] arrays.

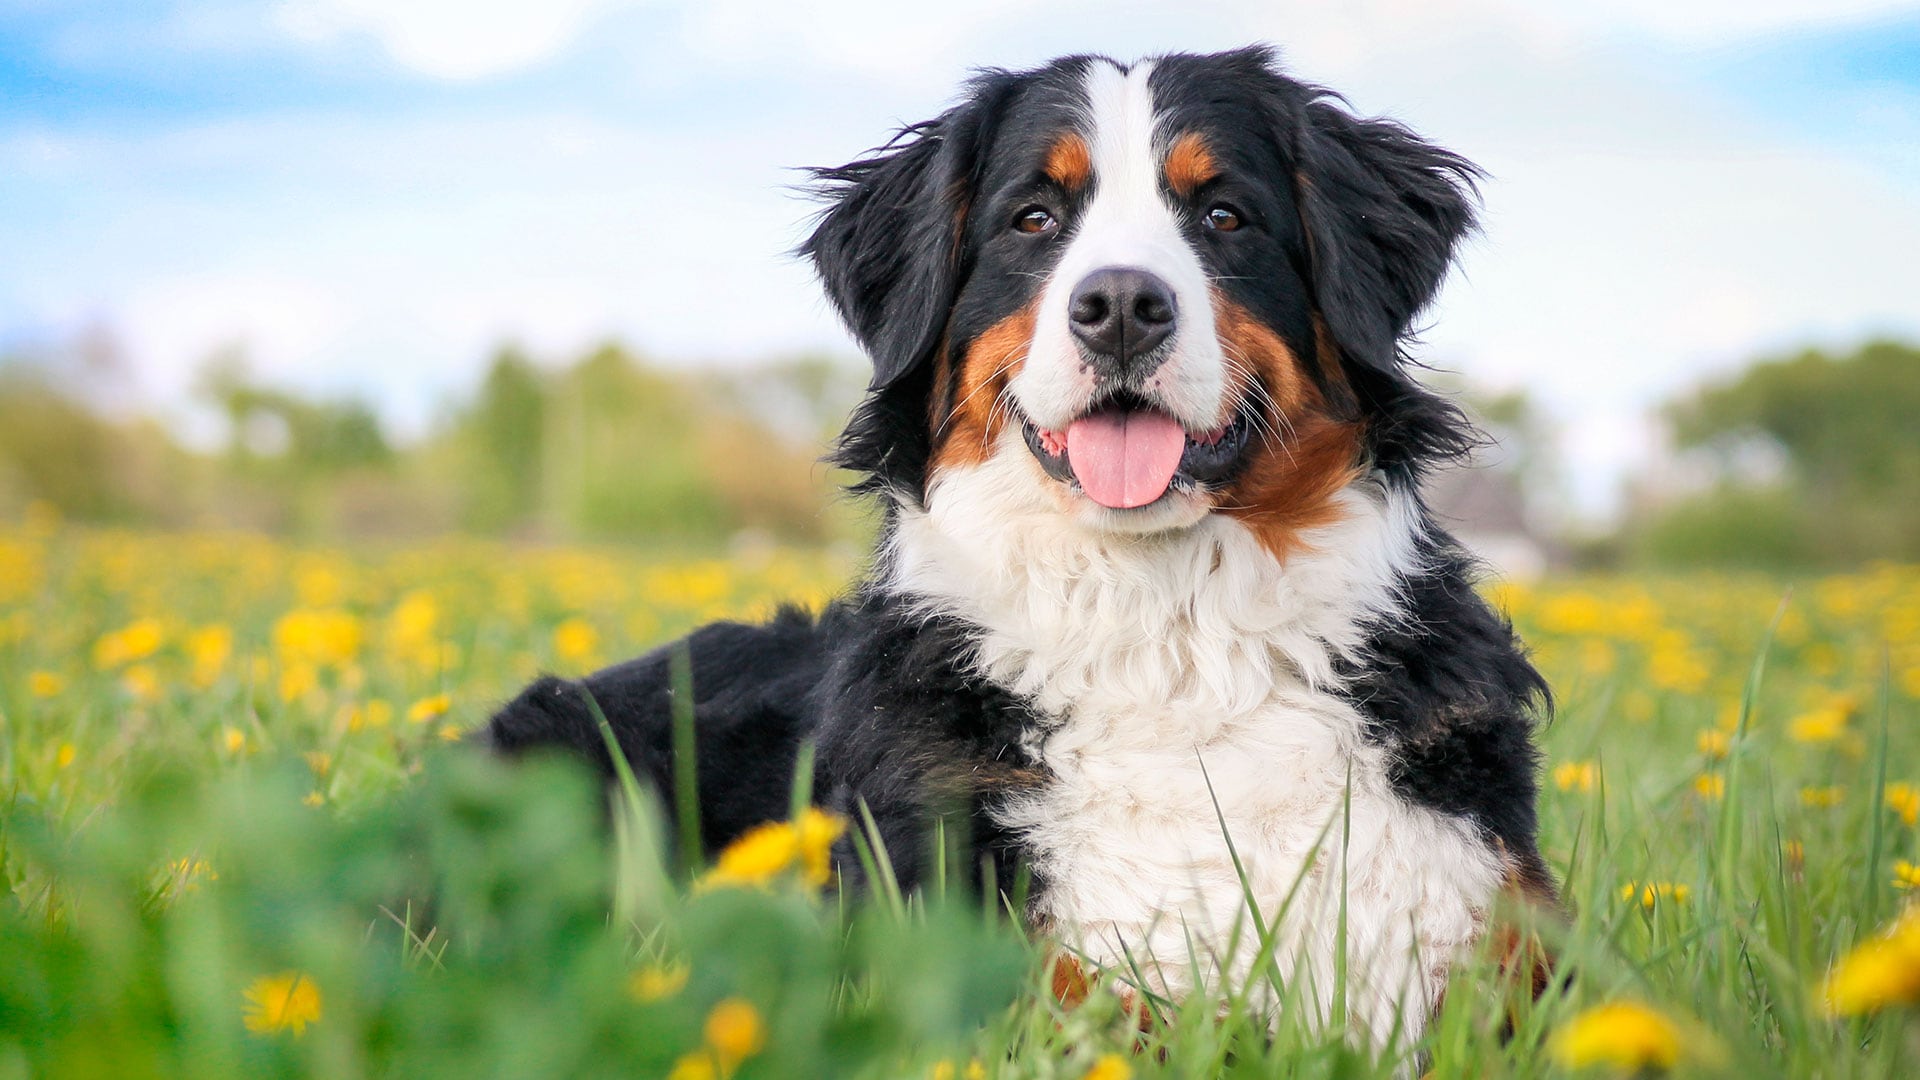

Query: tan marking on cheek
[[1164, 131, 1218, 199], [1212, 293, 1314, 417], [1044, 132, 1092, 192], [1210, 292, 1364, 560], [928, 300, 1038, 473]]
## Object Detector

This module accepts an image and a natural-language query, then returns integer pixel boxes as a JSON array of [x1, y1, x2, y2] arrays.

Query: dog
[[486, 46, 1554, 1049]]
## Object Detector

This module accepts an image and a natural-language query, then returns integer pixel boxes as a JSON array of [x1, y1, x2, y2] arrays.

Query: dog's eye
[[1203, 205, 1243, 232], [1014, 207, 1059, 235]]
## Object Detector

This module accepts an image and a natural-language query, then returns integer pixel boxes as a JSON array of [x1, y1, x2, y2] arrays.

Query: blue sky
[[3, 0, 1918, 516]]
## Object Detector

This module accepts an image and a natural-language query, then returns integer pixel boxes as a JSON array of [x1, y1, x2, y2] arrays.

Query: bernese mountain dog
[[487, 46, 1554, 1048]]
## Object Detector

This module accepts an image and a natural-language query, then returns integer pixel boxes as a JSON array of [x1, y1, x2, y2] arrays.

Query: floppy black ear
[[1294, 98, 1480, 374], [804, 94, 997, 391]]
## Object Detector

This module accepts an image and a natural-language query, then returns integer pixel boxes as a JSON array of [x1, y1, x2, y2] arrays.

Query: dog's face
[[807, 48, 1477, 546]]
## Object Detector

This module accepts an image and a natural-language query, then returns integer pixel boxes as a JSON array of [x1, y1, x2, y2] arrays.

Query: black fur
[[487, 48, 1551, 906], [487, 593, 1038, 890], [1341, 535, 1553, 880]]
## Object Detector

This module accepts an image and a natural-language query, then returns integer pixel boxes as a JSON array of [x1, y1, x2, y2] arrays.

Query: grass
[[1, 513, 1918, 1077]]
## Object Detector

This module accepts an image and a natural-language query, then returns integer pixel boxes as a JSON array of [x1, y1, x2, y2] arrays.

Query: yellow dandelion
[[272, 608, 362, 668], [1886, 782, 1919, 828], [699, 809, 845, 891], [1549, 999, 1683, 1072], [628, 960, 690, 1002], [302, 791, 325, 808], [1822, 909, 1920, 1016], [703, 823, 799, 889], [1695, 728, 1731, 760], [1620, 882, 1691, 910], [704, 997, 766, 1071], [222, 727, 251, 755], [1800, 786, 1845, 809], [386, 590, 441, 670], [1553, 760, 1598, 794], [1789, 707, 1849, 744], [241, 971, 322, 1036], [796, 807, 846, 887], [1893, 860, 1920, 891], [1083, 1054, 1132, 1080], [437, 722, 463, 742], [187, 624, 233, 688], [930, 1061, 988, 1080], [28, 670, 65, 698], [55, 743, 76, 770], [408, 692, 451, 724], [667, 1053, 718, 1080], [92, 617, 164, 669], [1692, 773, 1725, 802], [304, 751, 333, 778], [553, 617, 600, 666]]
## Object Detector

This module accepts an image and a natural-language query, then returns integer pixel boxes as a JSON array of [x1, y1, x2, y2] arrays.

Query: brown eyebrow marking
[[1044, 132, 1091, 191], [1164, 131, 1218, 198]]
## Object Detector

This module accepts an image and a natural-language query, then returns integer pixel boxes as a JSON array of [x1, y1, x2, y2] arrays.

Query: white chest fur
[[889, 450, 1504, 1048]]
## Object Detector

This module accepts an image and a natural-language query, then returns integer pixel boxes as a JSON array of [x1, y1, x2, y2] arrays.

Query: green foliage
[[1634, 487, 1812, 570], [453, 348, 547, 532], [0, 366, 124, 519], [202, 355, 395, 475], [0, 341, 864, 545], [4, 522, 1920, 1077], [1669, 340, 1920, 496], [0, 365, 195, 524], [1639, 339, 1920, 567], [0, 754, 1031, 1079]]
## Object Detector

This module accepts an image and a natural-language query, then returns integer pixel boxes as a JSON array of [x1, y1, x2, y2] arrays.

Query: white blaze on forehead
[[1011, 59, 1226, 434]]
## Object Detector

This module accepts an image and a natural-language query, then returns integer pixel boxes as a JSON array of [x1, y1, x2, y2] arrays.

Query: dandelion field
[[3, 508, 1919, 1078]]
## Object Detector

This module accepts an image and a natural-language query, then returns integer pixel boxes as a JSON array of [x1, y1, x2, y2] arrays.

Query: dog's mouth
[[1020, 390, 1255, 509]]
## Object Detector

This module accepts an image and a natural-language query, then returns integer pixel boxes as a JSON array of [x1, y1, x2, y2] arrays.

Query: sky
[[2, 0, 1917, 517]]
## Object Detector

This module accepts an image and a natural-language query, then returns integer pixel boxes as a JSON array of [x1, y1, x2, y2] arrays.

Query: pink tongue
[[1065, 409, 1188, 509]]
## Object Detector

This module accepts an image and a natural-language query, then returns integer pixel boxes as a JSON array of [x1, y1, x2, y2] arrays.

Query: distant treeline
[[0, 342, 869, 546], [1, 336, 1914, 568], [1620, 339, 1920, 569]]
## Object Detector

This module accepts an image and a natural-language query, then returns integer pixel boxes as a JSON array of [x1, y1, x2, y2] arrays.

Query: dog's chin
[[1062, 488, 1214, 535]]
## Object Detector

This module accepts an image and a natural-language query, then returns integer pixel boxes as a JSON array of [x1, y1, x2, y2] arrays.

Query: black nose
[[1068, 267, 1176, 367]]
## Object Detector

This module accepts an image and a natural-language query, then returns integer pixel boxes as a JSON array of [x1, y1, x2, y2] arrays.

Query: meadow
[[2, 503, 1917, 1078]]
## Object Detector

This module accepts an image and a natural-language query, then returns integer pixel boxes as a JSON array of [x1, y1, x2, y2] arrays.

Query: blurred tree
[[201, 353, 392, 474], [453, 345, 548, 532], [1633, 339, 1920, 567], [0, 352, 201, 525], [197, 350, 395, 533], [5, 335, 862, 545], [0, 365, 121, 518]]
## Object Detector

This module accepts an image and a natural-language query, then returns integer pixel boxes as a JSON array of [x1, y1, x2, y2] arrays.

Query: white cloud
[[116, 273, 350, 394], [273, 0, 639, 80]]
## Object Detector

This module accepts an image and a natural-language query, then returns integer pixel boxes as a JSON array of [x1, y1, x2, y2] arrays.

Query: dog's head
[[806, 47, 1477, 544]]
